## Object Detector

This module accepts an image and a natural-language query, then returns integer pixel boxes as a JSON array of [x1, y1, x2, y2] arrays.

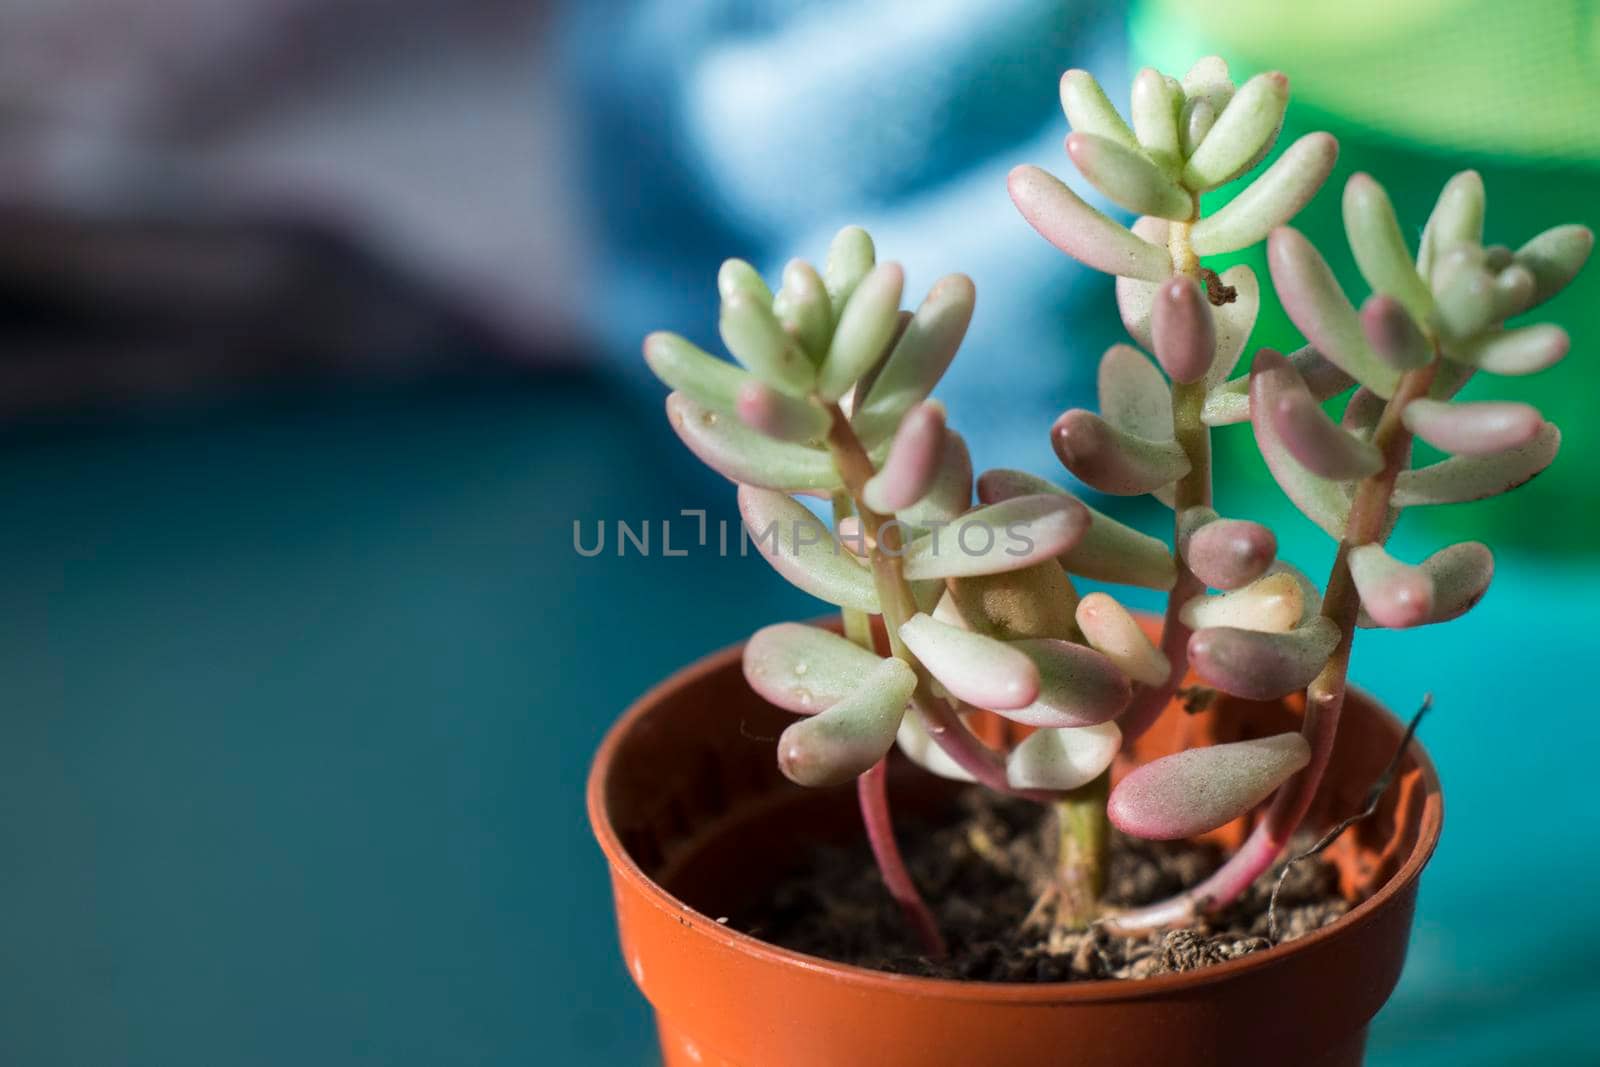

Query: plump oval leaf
[[1450, 324, 1570, 376], [738, 486, 878, 611], [1075, 592, 1171, 686], [1130, 67, 1181, 165], [863, 400, 945, 514], [1417, 171, 1485, 278], [1190, 133, 1338, 256], [1181, 71, 1289, 191], [898, 613, 1040, 710], [1349, 544, 1434, 629], [1392, 422, 1561, 506], [1515, 224, 1594, 308], [1003, 638, 1131, 727], [1099, 344, 1173, 440], [1008, 165, 1171, 280], [777, 657, 915, 787], [1401, 398, 1543, 457], [896, 709, 977, 783], [1188, 618, 1341, 700], [1359, 294, 1432, 372], [718, 258, 772, 305], [1248, 351, 1354, 536], [719, 291, 817, 396], [1419, 541, 1494, 625], [1059, 69, 1139, 149], [1178, 508, 1277, 591], [977, 470, 1177, 589], [1181, 56, 1234, 115], [1052, 409, 1190, 495], [1261, 360, 1384, 480], [1180, 97, 1216, 158], [1179, 571, 1304, 633], [735, 381, 830, 443], [1204, 344, 1353, 426], [900, 494, 1090, 580], [896, 428, 973, 532], [1007, 722, 1122, 792], [667, 393, 841, 491], [1269, 227, 1400, 397], [1429, 248, 1497, 341], [1113, 217, 1171, 350], [1152, 276, 1215, 384], [643, 332, 750, 412], [1066, 132, 1192, 221], [743, 623, 882, 715], [853, 274, 975, 442], [1343, 173, 1432, 319], [823, 226, 875, 316], [1108, 733, 1311, 839], [774, 259, 832, 361], [819, 262, 905, 401]]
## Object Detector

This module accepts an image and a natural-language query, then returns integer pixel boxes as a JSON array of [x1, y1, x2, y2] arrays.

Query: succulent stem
[[1105, 359, 1438, 933], [828, 476, 946, 957], [822, 402, 1030, 797], [1049, 768, 1111, 933], [858, 758, 948, 957], [1119, 223, 1214, 744]]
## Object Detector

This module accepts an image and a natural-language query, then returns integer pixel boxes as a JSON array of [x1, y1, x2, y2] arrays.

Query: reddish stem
[[1121, 375, 1212, 746], [858, 758, 947, 957], [1106, 362, 1436, 933]]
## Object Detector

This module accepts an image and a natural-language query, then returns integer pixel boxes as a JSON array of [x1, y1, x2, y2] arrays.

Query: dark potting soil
[[735, 788, 1349, 982]]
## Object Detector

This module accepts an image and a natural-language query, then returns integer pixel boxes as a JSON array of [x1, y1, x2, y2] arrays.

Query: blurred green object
[[1132, 0, 1600, 553]]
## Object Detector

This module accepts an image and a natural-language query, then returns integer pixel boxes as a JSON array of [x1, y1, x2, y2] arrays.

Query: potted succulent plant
[[588, 56, 1591, 1067]]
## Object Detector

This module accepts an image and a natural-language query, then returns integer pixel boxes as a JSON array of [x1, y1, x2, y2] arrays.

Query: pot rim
[[588, 630, 1443, 1004]]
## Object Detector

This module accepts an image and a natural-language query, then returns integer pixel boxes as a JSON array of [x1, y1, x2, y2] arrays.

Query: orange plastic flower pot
[[588, 628, 1441, 1067]]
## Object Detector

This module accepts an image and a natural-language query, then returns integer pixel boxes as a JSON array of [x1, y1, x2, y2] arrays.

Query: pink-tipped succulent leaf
[[1260, 356, 1384, 479], [1065, 132, 1193, 221], [818, 262, 905, 401], [1006, 722, 1122, 791], [1004, 638, 1132, 727], [1401, 399, 1544, 457], [735, 381, 830, 443], [1188, 618, 1340, 700], [1348, 544, 1435, 629], [777, 657, 916, 787], [898, 613, 1040, 711], [1108, 732, 1311, 840], [1178, 507, 1277, 590], [1074, 592, 1171, 686], [738, 486, 878, 611], [743, 623, 881, 715], [1248, 351, 1354, 537], [1052, 409, 1190, 495], [977, 469, 1177, 590], [1007, 164, 1171, 281], [667, 393, 841, 492], [900, 493, 1089, 580], [863, 400, 947, 514], [852, 274, 975, 442], [1392, 423, 1561, 506], [1269, 226, 1400, 397], [1151, 276, 1216, 384]]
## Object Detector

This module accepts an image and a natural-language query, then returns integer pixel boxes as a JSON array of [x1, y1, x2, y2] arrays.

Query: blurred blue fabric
[[560, 0, 1129, 477]]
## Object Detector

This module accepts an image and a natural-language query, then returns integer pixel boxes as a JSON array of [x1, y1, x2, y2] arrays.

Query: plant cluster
[[642, 56, 1592, 955]]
